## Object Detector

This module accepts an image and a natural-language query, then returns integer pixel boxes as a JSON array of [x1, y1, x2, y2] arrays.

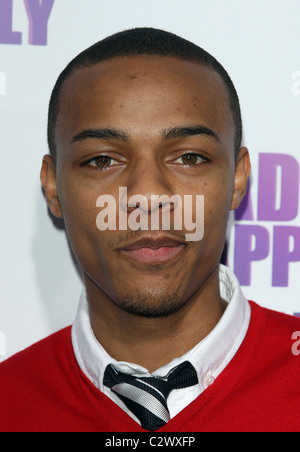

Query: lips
[[118, 236, 186, 264]]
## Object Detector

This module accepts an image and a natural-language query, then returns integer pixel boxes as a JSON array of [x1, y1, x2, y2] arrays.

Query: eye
[[82, 155, 118, 168], [175, 153, 207, 166]]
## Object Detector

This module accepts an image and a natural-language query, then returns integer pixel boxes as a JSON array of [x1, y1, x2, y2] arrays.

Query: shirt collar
[[71, 264, 251, 393]]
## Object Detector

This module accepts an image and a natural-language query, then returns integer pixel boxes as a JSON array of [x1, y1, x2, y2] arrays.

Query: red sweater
[[0, 301, 299, 432]]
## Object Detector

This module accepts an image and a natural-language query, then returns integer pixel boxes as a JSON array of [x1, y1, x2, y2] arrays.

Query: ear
[[40, 155, 63, 219], [230, 147, 251, 211]]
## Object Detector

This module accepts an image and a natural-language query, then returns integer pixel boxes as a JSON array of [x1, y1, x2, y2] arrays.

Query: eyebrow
[[71, 128, 130, 144], [161, 125, 220, 142], [71, 125, 220, 145]]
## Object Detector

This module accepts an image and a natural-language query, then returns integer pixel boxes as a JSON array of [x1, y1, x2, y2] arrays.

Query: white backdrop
[[1, 0, 300, 361]]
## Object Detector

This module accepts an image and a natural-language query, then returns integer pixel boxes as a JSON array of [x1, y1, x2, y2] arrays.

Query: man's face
[[44, 56, 250, 317]]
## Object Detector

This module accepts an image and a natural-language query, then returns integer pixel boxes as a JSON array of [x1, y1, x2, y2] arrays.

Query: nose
[[119, 158, 182, 237], [122, 157, 176, 215]]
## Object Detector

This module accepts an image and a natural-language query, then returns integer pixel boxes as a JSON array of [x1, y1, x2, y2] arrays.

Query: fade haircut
[[47, 27, 243, 162]]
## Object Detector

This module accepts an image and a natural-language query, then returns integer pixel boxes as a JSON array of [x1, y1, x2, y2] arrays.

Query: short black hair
[[48, 27, 243, 162]]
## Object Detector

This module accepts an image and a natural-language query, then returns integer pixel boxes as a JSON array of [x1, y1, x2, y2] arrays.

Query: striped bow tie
[[103, 361, 198, 431]]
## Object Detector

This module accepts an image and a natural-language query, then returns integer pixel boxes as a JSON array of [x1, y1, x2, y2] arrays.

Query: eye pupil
[[182, 154, 198, 165], [95, 156, 111, 168]]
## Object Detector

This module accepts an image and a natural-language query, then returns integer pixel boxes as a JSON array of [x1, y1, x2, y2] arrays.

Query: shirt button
[[203, 374, 215, 388]]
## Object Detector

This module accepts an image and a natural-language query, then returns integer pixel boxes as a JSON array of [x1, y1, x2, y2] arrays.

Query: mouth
[[117, 235, 187, 265]]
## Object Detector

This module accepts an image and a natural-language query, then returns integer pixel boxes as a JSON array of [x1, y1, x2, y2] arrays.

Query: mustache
[[107, 229, 188, 250]]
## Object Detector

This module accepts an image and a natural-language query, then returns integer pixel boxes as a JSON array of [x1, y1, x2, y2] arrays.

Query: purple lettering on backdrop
[[24, 0, 54, 45], [235, 181, 254, 221], [0, 0, 22, 44], [257, 153, 299, 221], [234, 225, 270, 286], [273, 226, 300, 287]]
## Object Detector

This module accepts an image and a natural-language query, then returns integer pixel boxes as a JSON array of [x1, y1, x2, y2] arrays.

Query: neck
[[85, 268, 225, 373]]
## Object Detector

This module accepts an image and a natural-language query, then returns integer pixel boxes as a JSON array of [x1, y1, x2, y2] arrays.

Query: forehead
[[56, 56, 234, 148]]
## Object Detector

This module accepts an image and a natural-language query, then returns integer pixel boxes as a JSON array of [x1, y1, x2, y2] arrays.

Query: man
[[0, 28, 299, 432]]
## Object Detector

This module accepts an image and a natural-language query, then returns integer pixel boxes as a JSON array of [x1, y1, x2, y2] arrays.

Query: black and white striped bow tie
[[103, 361, 198, 431]]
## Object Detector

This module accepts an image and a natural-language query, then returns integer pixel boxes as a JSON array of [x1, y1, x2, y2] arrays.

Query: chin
[[114, 291, 186, 319]]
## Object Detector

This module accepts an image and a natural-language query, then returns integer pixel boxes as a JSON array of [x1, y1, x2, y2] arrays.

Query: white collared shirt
[[72, 264, 251, 425]]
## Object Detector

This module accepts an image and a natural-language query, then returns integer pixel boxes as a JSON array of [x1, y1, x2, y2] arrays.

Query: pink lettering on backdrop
[[0, 0, 55, 45], [273, 226, 300, 287], [258, 153, 299, 221], [234, 153, 300, 289], [24, 0, 55, 45], [234, 225, 270, 286], [0, 0, 22, 44]]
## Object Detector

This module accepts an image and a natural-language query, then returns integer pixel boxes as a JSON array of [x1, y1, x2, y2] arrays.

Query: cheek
[[56, 177, 101, 257], [57, 168, 100, 222], [202, 174, 234, 238], [208, 182, 232, 212], [60, 192, 96, 234]]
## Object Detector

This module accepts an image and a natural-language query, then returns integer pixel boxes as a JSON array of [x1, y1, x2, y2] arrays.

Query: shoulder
[[250, 300, 300, 334], [0, 326, 95, 432], [0, 327, 73, 389], [248, 301, 300, 367]]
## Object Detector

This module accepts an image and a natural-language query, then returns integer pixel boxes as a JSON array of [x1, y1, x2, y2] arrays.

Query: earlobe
[[230, 147, 251, 211], [40, 155, 63, 219], [231, 190, 241, 211]]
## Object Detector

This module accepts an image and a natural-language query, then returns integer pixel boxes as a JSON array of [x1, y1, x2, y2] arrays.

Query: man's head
[[41, 28, 250, 319], [48, 27, 243, 163]]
